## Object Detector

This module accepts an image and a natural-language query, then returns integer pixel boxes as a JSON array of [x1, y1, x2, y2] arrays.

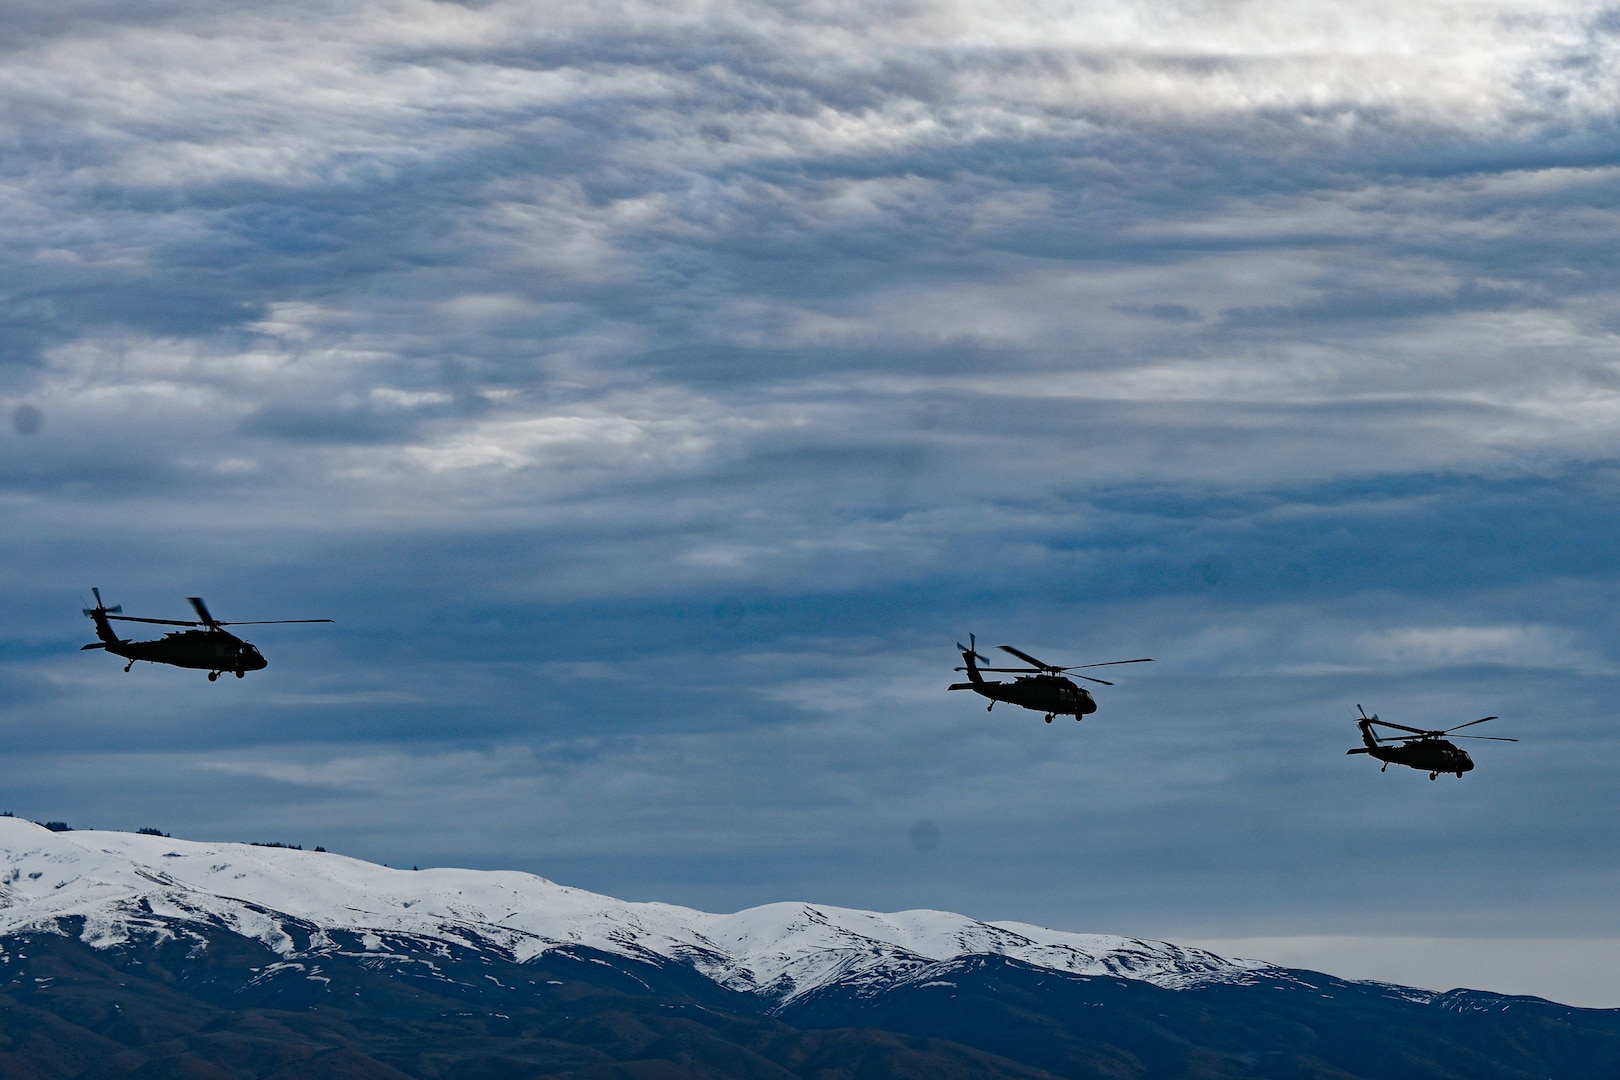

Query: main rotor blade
[[1059, 658, 1154, 670], [1451, 735, 1518, 742], [187, 597, 219, 626], [213, 619, 334, 625], [105, 615, 200, 626], [1070, 674, 1115, 686], [969, 666, 1042, 673], [1441, 716, 1499, 734], [997, 645, 1053, 670], [1367, 719, 1432, 736]]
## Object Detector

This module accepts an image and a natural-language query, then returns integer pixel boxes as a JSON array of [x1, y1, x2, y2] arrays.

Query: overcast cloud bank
[[4, 0, 1620, 1004]]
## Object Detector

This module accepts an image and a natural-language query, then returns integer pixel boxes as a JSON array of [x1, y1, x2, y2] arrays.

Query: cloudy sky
[[4, 0, 1620, 1006]]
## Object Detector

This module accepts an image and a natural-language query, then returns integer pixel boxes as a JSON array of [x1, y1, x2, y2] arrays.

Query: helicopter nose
[[245, 647, 267, 670]]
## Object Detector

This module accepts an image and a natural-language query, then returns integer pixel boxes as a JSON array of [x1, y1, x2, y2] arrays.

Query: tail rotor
[[954, 633, 989, 664], [82, 587, 122, 617], [82, 587, 125, 648]]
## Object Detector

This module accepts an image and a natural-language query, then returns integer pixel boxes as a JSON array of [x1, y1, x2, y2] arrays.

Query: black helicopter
[[81, 588, 332, 681], [1346, 705, 1516, 779], [949, 635, 1153, 723]]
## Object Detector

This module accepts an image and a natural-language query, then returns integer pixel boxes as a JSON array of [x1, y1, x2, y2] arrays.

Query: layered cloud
[[6, 0, 1620, 509], [3, 0, 1620, 1002]]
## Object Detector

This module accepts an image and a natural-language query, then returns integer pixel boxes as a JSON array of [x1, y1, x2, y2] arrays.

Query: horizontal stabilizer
[[1345, 747, 1370, 755], [80, 642, 106, 650], [947, 682, 976, 691]]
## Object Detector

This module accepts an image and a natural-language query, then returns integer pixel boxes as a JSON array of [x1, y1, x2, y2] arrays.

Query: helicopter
[[948, 635, 1153, 723], [1345, 705, 1516, 779], [81, 588, 332, 681]]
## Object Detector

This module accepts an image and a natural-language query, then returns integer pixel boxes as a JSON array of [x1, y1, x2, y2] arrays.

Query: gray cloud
[[3, 0, 1620, 1004]]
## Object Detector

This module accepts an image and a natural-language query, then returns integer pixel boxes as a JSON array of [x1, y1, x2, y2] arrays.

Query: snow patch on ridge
[[0, 818, 1268, 1003]]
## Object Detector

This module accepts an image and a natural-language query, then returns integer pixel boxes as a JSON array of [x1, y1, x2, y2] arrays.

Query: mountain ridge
[[0, 817, 1263, 1007]]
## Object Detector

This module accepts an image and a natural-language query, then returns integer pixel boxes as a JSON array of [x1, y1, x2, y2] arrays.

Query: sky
[[3, 0, 1620, 1007]]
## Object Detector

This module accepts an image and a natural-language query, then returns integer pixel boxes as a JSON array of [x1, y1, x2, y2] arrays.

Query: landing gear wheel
[[1044, 714, 1054, 723], [235, 670, 245, 679], [1429, 772, 1437, 780], [124, 661, 135, 673], [208, 671, 219, 682]]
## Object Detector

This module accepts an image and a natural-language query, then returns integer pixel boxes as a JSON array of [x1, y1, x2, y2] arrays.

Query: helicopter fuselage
[[1360, 739, 1472, 776], [100, 628, 267, 674], [982, 674, 1095, 718]]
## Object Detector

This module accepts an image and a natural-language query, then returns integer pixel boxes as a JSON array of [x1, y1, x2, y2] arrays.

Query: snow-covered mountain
[[8, 818, 1617, 1080], [0, 817, 1264, 1005]]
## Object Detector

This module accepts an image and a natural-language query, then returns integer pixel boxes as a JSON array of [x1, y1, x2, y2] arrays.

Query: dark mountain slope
[[782, 954, 1620, 1079], [3, 924, 1620, 1079], [0, 924, 1054, 1080]]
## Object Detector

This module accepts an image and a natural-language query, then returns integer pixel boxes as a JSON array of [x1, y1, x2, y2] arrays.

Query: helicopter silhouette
[[81, 588, 332, 681], [1345, 705, 1516, 779], [949, 635, 1153, 723]]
